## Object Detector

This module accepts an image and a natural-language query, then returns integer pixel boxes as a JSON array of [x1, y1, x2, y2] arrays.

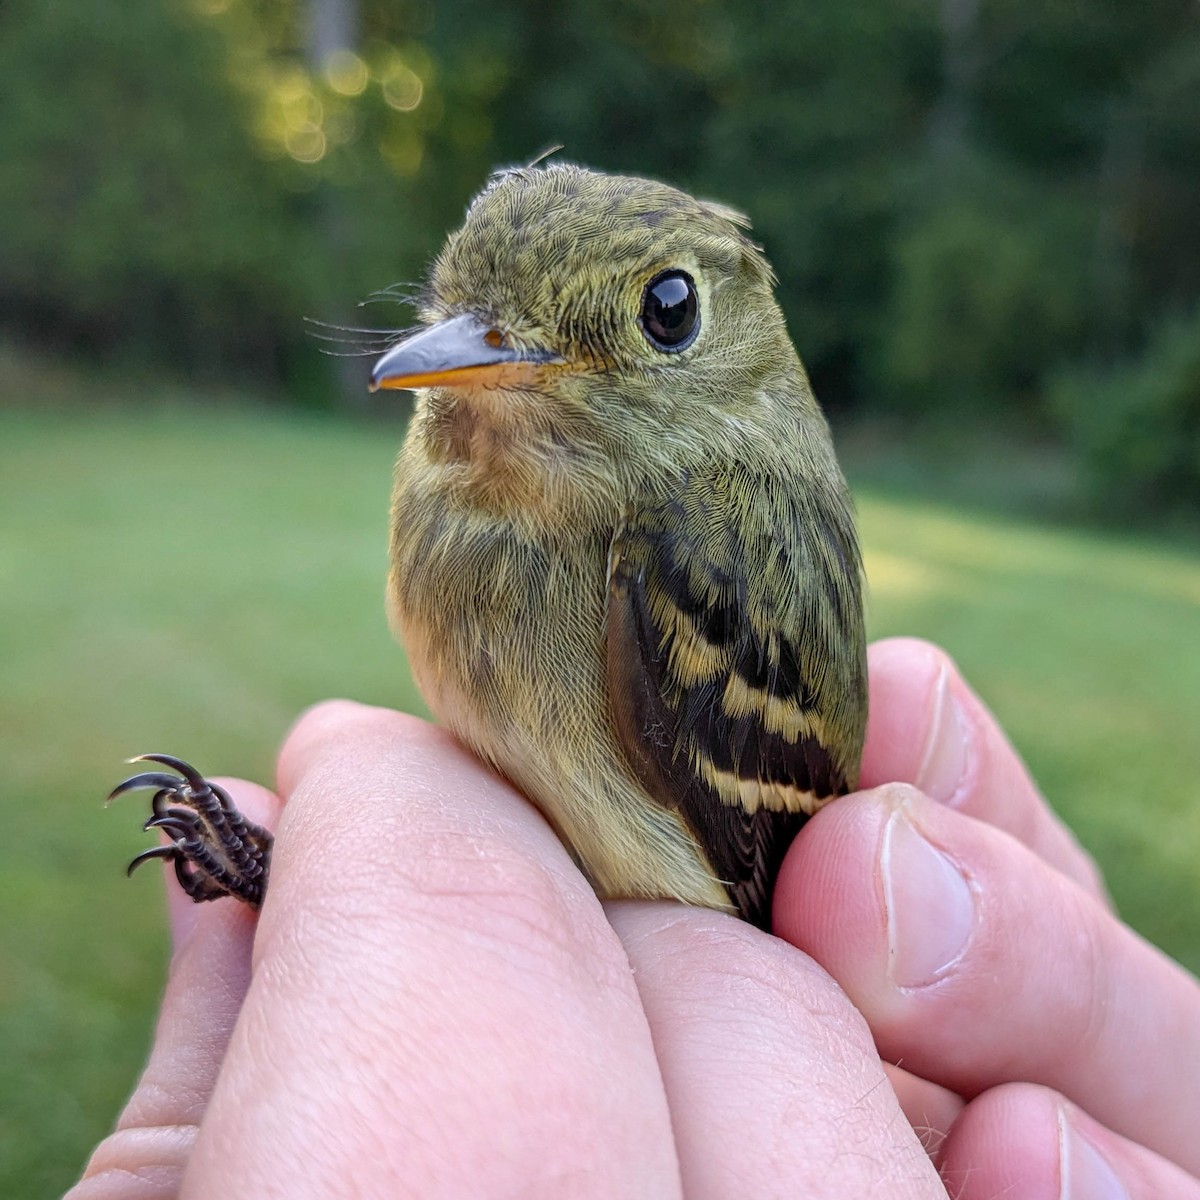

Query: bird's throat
[[424, 386, 540, 467], [419, 387, 598, 522]]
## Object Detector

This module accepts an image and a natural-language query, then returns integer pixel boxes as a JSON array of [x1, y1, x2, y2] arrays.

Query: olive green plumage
[[381, 162, 866, 929]]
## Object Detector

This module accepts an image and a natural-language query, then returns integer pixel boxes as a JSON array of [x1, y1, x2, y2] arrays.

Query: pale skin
[[71, 638, 1200, 1199]]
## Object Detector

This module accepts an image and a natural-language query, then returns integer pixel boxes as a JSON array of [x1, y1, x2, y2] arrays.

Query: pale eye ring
[[640, 270, 700, 352]]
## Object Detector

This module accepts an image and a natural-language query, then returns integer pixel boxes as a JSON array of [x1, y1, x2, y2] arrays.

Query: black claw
[[148, 788, 179, 819], [127, 844, 179, 876], [106, 772, 189, 804], [129, 753, 210, 792], [143, 815, 199, 839]]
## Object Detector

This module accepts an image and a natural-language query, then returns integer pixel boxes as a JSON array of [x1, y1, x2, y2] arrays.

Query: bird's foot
[[109, 754, 272, 908]]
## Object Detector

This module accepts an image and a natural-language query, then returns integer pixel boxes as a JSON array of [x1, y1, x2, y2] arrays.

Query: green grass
[[2, 401, 1199, 1196]]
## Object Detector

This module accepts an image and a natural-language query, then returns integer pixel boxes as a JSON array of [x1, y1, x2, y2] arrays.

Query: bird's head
[[372, 164, 813, 518]]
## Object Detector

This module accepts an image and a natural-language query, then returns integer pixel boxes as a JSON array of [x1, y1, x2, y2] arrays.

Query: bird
[[113, 162, 867, 931]]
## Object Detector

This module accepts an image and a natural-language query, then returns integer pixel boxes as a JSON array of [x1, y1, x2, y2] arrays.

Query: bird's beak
[[369, 313, 560, 393]]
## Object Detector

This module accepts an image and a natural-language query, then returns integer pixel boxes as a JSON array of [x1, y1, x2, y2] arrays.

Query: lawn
[[2, 401, 1198, 1196]]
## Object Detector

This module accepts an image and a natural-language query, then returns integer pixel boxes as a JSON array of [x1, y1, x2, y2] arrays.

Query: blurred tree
[[303, 0, 364, 405], [879, 165, 1089, 417], [928, 0, 981, 166], [0, 0, 312, 381], [695, 0, 935, 410], [1053, 305, 1200, 516]]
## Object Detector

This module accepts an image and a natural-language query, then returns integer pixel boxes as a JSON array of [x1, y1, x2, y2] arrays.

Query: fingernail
[[881, 807, 974, 989], [1059, 1110, 1130, 1200], [915, 666, 969, 805]]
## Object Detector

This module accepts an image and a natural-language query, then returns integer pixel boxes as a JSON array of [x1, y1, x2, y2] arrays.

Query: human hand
[[69, 641, 1200, 1198], [777, 637, 1200, 1198], [69, 705, 944, 1197]]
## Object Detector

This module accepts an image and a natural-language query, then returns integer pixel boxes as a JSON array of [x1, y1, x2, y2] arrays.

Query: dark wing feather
[[605, 469, 866, 929]]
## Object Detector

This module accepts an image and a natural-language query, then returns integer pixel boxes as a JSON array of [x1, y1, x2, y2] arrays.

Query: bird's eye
[[640, 270, 700, 352]]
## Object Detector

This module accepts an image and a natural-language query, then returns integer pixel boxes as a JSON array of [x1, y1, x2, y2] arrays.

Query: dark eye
[[640, 269, 700, 352]]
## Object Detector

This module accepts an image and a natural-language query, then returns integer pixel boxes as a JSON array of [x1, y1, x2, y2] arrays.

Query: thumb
[[67, 779, 280, 1200]]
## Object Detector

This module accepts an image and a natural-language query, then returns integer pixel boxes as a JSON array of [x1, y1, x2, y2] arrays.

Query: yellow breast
[[387, 433, 732, 912]]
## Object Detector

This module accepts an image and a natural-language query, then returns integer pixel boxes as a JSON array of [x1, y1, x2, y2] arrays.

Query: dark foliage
[[1, 0, 1198, 509]]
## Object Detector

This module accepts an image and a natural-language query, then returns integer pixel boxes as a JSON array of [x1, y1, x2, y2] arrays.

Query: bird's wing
[[605, 469, 866, 928]]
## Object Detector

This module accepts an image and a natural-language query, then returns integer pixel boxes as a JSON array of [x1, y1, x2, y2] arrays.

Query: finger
[[775, 783, 1200, 1175], [68, 781, 281, 1200], [606, 902, 947, 1200], [185, 701, 681, 1198], [882, 1064, 964, 1160], [863, 638, 1105, 897], [940, 1083, 1200, 1199]]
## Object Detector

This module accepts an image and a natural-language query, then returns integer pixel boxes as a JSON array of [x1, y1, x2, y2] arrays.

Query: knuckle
[[409, 834, 622, 977], [644, 912, 872, 1045], [1051, 886, 1113, 1067], [287, 696, 373, 741], [67, 1124, 196, 1199], [1069, 841, 1112, 905], [291, 700, 429, 755], [306, 809, 630, 1000], [283, 700, 436, 769]]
